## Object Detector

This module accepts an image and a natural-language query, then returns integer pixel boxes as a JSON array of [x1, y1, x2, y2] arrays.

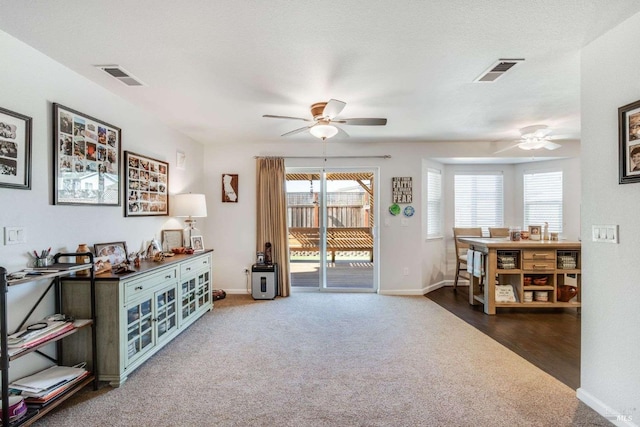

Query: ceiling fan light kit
[[309, 122, 338, 140], [263, 99, 387, 140]]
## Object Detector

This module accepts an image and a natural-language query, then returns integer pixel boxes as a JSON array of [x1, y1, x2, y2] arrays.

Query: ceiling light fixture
[[309, 121, 338, 140]]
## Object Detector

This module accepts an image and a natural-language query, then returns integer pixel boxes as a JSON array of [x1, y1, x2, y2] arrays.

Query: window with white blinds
[[426, 168, 442, 238], [523, 171, 563, 233], [454, 173, 504, 231]]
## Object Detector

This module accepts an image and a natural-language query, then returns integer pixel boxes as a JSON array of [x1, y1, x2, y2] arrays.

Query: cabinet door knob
[[165, 275, 172, 279], [186, 267, 191, 271], [135, 286, 143, 290]]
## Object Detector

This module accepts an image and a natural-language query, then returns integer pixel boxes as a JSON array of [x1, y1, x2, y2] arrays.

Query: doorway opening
[[286, 168, 378, 292]]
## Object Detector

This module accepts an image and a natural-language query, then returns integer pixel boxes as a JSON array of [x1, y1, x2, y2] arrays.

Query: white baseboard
[[224, 289, 251, 295], [576, 388, 637, 426]]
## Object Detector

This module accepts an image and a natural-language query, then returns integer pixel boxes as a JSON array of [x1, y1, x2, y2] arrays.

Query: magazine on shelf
[[9, 365, 87, 394], [22, 371, 91, 404]]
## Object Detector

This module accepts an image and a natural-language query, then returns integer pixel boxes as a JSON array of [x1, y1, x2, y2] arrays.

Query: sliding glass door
[[287, 168, 377, 291]]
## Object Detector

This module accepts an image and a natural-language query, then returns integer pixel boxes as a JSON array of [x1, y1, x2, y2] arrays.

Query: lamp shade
[[173, 193, 208, 217]]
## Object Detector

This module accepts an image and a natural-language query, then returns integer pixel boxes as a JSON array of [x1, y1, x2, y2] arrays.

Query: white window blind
[[524, 171, 563, 233], [454, 173, 504, 232], [426, 168, 442, 238]]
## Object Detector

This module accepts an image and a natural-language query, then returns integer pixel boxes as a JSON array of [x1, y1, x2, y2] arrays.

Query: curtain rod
[[254, 155, 391, 159]]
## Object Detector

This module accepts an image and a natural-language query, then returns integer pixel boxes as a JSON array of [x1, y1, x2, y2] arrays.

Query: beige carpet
[[34, 293, 608, 426]]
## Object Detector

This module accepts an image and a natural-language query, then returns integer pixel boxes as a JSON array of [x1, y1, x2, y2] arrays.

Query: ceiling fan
[[263, 99, 387, 140], [494, 125, 562, 154]]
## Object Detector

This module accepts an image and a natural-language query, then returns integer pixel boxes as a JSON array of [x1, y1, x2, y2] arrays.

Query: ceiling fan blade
[[322, 99, 346, 119], [334, 118, 387, 126], [263, 114, 311, 122], [334, 125, 349, 138], [543, 141, 562, 150], [493, 143, 520, 154], [281, 125, 313, 137]]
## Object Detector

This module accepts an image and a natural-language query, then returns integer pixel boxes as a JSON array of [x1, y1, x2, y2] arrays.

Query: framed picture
[[53, 103, 121, 205], [0, 106, 32, 189], [528, 225, 541, 241], [222, 173, 238, 202], [94, 241, 128, 265], [618, 99, 640, 183], [125, 151, 169, 216], [162, 229, 184, 250], [191, 235, 204, 252]]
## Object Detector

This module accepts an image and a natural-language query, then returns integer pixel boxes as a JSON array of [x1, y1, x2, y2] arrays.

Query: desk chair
[[452, 227, 483, 290], [489, 227, 510, 238]]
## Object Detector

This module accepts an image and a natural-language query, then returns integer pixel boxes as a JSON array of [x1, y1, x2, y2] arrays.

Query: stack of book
[[9, 365, 89, 406]]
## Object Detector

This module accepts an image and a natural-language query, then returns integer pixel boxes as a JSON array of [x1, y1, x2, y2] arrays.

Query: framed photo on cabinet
[[94, 241, 128, 265], [528, 225, 541, 241], [125, 151, 169, 216], [619, 99, 640, 184], [53, 103, 121, 205], [0, 106, 32, 190]]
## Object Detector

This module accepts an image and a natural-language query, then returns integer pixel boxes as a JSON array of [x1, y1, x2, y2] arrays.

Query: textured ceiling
[[2, 1, 640, 147]]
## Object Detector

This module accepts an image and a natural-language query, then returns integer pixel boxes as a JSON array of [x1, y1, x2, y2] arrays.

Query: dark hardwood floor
[[425, 286, 581, 390]]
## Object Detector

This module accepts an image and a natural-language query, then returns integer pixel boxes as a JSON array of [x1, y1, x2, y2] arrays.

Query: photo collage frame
[[53, 104, 121, 205], [125, 151, 169, 216]]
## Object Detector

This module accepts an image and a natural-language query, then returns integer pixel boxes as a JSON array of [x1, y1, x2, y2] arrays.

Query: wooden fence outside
[[287, 192, 370, 228]]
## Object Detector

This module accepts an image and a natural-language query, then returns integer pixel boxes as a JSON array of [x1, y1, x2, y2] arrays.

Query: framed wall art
[[125, 151, 169, 216], [94, 241, 128, 265], [618, 99, 640, 184], [0, 106, 32, 189], [53, 103, 121, 205], [222, 173, 238, 202]]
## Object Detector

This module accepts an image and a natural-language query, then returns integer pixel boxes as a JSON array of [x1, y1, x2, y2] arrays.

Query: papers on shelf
[[7, 320, 73, 348], [2, 319, 90, 357], [9, 365, 87, 395]]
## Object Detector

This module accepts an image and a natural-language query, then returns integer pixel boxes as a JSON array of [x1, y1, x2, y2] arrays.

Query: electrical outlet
[[403, 267, 409, 276]]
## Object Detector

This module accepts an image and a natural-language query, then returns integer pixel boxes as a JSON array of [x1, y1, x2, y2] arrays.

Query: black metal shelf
[[1, 252, 97, 427]]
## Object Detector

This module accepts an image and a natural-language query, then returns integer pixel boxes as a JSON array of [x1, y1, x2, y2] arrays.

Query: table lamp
[[173, 193, 207, 248]]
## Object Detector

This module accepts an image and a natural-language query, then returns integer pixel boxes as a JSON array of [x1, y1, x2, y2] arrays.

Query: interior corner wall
[[0, 29, 204, 375], [579, 13, 640, 423]]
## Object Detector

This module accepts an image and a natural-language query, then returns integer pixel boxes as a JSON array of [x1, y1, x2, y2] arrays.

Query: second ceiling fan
[[263, 99, 387, 140]]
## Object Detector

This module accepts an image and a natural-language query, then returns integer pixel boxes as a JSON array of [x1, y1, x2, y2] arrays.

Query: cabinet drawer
[[124, 267, 178, 302], [523, 250, 555, 260], [522, 260, 555, 271], [181, 255, 211, 276]]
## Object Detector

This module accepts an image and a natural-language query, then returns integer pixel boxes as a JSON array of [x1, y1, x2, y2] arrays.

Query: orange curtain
[[256, 157, 290, 296]]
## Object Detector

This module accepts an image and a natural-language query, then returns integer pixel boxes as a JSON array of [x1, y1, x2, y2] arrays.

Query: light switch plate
[[591, 224, 618, 243], [4, 226, 26, 245]]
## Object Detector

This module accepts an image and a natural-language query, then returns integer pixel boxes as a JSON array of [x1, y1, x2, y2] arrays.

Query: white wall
[[202, 140, 582, 295], [0, 30, 204, 377], [579, 12, 640, 424]]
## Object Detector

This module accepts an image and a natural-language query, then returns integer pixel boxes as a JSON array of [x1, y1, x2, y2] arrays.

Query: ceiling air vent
[[96, 65, 145, 86], [473, 58, 524, 83]]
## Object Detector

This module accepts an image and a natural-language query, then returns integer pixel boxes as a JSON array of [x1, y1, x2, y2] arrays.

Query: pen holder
[[35, 257, 53, 267]]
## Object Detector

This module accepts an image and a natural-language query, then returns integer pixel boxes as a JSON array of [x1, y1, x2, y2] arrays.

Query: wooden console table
[[459, 238, 581, 315]]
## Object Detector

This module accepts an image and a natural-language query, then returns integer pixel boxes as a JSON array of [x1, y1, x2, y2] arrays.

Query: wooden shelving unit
[[460, 238, 581, 315], [0, 253, 97, 426]]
